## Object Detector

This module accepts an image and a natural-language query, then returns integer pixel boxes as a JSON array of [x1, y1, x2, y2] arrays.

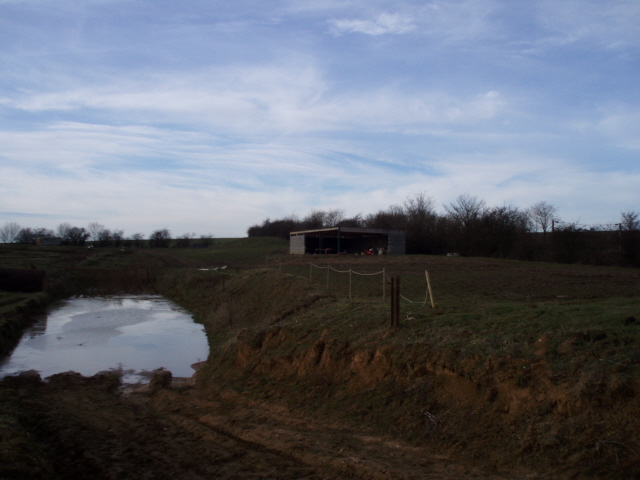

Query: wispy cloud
[[0, 0, 638, 236], [596, 110, 640, 151], [2, 65, 508, 137], [329, 12, 416, 36], [536, 0, 640, 49]]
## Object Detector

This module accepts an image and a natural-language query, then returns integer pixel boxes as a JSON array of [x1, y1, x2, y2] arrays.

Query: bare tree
[[247, 215, 299, 238], [16, 228, 36, 244], [302, 210, 327, 229], [149, 229, 171, 248], [63, 226, 90, 246], [96, 228, 113, 247], [16, 227, 55, 244], [404, 192, 440, 254], [0, 222, 21, 243], [528, 201, 559, 235], [87, 222, 106, 242], [404, 192, 436, 220], [324, 209, 345, 227], [478, 204, 530, 258], [176, 232, 195, 248], [57, 223, 73, 239], [112, 229, 125, 247], [131, 233, 145, 248], [620, 210, 639, 231], [364, 204, 407, 230], [619, 210, 640, 266], [338, 214, 365, 228], [199, 233, 215, 247], [444, 194, 486, 229]]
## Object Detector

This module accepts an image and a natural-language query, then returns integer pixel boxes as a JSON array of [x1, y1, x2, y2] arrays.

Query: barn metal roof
[[290, 227, 405, 237]]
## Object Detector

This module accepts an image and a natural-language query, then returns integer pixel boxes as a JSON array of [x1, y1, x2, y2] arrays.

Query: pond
[[0, 295, 209, 384]]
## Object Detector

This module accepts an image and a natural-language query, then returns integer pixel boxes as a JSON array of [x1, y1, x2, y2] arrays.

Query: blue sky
[[1, 0, 639, 237]]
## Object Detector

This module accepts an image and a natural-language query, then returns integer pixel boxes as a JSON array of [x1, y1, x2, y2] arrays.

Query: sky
[[1, 0, 639, 238]]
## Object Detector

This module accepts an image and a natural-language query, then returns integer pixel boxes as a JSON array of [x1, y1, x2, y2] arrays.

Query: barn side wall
[[387, 232, 406, 255], [290, 235, 306, 255]]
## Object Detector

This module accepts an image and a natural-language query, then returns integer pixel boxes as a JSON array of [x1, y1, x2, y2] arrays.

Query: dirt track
[[0, 371, 527, 480]]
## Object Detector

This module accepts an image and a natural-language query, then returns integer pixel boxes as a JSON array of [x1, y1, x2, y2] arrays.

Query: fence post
[[382, 268, 386, 303], [327, 266, 330, 289], [425, 270, 435, 308], [390, 275, 400, 328]]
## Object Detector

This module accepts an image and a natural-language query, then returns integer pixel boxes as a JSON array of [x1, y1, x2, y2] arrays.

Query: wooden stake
[[425, 270, 435, 308], [391, 275, 400, 328], [382, 268, 386, 303]]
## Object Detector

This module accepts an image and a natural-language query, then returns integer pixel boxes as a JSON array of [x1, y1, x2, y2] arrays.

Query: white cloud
[[597, 110, 640, 151], [329, 12, 416, 36], [3, 62, 508, 136], [3, 122, 637, 236], [535, 0, 640, 50], [1, 0, 638, 237]]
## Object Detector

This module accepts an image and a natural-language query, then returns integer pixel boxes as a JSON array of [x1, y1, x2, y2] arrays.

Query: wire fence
[[267, 257, 436, 307]]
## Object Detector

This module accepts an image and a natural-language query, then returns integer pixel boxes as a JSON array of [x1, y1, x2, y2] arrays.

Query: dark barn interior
[[290, 227, 406, 255]]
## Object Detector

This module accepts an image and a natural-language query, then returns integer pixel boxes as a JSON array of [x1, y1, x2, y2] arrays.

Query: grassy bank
[[1, 240, 639, 477], [152, 252, 640, 477]]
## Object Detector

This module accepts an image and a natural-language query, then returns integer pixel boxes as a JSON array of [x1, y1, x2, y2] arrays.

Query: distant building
[[290, 227, 406, 255], [36, 237, 63, 246]]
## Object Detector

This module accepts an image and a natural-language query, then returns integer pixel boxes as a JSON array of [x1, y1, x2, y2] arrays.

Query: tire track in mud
[[145, 388, 522, 480], [2, 374, 336, 480], [1, 371, 537, 480]]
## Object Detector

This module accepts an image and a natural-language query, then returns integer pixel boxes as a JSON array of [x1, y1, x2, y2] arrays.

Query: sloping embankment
[[0, 292, 50, 355], [156, 268, 640, 478]]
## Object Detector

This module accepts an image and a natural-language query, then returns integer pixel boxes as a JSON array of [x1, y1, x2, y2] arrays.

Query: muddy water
[[0, 295, 209, 383]]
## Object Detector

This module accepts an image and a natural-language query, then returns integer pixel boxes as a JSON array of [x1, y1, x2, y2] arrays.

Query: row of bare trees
[[247, 193, 639, 267], [0, 222, 214, 249]]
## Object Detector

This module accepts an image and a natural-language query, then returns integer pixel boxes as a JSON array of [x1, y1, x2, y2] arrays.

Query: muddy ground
[[1, 244, 639, 479], [0, 370, 524, 480]]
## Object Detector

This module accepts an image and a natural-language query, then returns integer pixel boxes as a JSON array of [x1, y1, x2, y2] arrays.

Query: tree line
[[247, 193, 640, 267], [0, 222, 215, 249]]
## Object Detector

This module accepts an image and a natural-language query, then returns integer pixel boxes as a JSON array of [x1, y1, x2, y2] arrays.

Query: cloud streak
[[0, 0, 638, 237], [329, 12, 417, 36]]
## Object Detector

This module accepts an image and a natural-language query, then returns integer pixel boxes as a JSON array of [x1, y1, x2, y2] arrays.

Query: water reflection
[[26, 316, 47, 338], [0, 295, 209, 384]]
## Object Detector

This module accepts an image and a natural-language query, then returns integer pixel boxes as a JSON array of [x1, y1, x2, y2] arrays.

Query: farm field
[[1, 239, 639, 479]]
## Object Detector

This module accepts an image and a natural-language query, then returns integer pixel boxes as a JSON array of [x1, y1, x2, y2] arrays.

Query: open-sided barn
[[289, 227, 406, 255]]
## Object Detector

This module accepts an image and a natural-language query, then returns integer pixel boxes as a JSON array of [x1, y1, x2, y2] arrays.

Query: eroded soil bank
[[160, 268, 640, 479], [1, 245, 639, 479]]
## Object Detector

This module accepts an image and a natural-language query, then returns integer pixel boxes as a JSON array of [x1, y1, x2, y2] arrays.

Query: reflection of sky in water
[[0, 295, 209, 383]]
